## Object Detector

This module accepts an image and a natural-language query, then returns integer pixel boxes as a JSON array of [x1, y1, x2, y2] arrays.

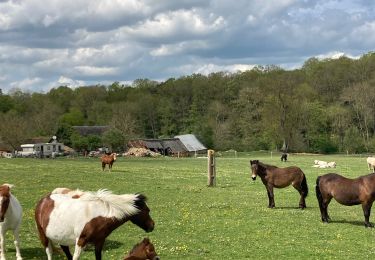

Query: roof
[[72, 126, 110, 136], [174, 134, 206, 152], [161, 139, 186, 153]]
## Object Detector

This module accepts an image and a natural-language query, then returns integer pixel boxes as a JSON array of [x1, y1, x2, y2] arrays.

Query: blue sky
[[0, 0, 374, 92]]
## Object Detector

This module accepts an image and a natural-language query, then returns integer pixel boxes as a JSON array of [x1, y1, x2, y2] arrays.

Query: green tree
[[102, 128, 125, 152]]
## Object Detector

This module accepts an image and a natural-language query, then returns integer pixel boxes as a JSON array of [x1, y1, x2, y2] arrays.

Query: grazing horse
[[124, 238, 160, 260], [316, 173, 375, 228], [280, 153, 288, 162], [101, 153, 117, 171], [0, 184, 23, 260], [367, 157, 375, 172], [35, 189, 155, 260], [250, 160, 308, 209]]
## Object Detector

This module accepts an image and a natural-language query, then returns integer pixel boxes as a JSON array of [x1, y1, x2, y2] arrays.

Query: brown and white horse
[[35, 189, 155, 260], [101, 153, 117, 171], [367, 157, 375, 172], [0, 184, 23, 260], [124, 238, 160, 260]]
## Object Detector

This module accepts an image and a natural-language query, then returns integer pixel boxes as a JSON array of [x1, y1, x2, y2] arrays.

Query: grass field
[[1, 152, 375, 259]]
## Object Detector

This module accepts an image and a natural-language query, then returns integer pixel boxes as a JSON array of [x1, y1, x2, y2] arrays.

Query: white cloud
[[0, 0, 374, 92]]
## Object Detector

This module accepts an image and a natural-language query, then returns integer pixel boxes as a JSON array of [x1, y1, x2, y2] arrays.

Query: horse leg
[[13, 226, 22, 260], [322, 197, 332, 222], [94, 241, 104, 260], [293, 183, 306, 209], [61, 245, 73, 260], [362, 202, 374, 228], [45, 241, 53, 260], [0, 228, 5, 260], [266, 185, 275, 208]]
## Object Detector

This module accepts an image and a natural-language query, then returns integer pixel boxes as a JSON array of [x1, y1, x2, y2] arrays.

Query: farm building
[[128, 134, 206, 157], [18, 137, 64, 158], [175, 134, 207, 155]]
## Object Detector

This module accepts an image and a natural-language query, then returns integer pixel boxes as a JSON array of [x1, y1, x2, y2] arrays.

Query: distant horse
[[316, 173, 375, 227], [280, 153, 288, 162], [124, 238, 160, 260], [0, 184, 23, 260], [35, 189, 155, 260], [367, 157, 375, 172], [250, 160, 308, 209], [101, 153, 117, 171]]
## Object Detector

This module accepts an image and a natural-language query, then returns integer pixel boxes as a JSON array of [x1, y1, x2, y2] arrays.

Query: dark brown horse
[[250, 160, 308, 209], [101, 153, 117, 171], [124, 238, 160, 260], [316, 173, 375, 227]]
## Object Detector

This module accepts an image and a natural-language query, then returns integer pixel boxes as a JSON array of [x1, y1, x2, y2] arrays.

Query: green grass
[[1, 153, 374, 259]]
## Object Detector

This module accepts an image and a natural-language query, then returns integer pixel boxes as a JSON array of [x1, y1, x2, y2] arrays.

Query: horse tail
[[315, 176, 323, 206], [301, 173, 308, 198]]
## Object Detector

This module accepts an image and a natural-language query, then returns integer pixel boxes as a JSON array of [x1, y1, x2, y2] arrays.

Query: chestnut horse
[[250, 160, 308, 209], [0, 184, 23, 260], [124, 238, 160, 260], [316, 173, 375, 227], [35, 189, 155, 260], [101, 153, 117, 171]]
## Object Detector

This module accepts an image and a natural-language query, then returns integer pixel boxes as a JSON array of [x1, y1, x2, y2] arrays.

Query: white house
[[18, 137, 64, 158]]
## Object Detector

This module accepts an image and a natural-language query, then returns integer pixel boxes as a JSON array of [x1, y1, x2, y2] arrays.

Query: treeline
[[1, 52, 375, 153]]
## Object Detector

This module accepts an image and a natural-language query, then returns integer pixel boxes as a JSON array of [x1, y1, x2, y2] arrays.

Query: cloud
[[0, 0, 375, 92]]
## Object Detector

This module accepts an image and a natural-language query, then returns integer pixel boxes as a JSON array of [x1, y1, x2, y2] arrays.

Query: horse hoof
[[365, 223, 374, 228]]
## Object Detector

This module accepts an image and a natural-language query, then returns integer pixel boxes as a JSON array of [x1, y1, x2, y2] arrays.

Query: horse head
[[250, 160, 260, 181], [125, 238, 160, 260], [0, 184, 12, 222], [129, 194, 155, 233]]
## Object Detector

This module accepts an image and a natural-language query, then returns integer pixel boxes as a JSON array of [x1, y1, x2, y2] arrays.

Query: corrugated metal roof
[[174, 134, 206, 152], [162, 139, 186, 153]]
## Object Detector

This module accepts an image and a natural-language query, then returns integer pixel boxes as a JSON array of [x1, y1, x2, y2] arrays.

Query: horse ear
[[254, 160, 259, 164], [250, 160, 253, 164], [143, 237, 150, 244], [2, 183, 14, 189]]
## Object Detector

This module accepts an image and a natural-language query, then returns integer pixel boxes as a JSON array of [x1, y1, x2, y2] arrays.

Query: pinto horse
[[250, 160, 308, 209], [124, 238, 160, 260], [101, 153, 117, 171], [0, 184, 23, 260], [35, 189, 155, 260], [316, 173, 375, 227]]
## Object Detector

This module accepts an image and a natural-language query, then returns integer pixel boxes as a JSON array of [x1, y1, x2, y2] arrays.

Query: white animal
[[0, 184, 23, 260], [313, 160, 336, 168], [367, 157, 375, 172]]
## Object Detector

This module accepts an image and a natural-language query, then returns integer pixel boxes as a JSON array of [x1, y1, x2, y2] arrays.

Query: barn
[[128, 134, 206, 157]]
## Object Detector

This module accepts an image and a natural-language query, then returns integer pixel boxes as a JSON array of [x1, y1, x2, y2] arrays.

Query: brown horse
[[316, 173, 375, 228], [250, 160, 308, 209], [124, 238, 160, 260], [101, 153, 117, 171]]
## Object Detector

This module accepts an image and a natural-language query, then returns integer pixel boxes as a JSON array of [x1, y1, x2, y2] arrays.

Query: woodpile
[[123, 148, 161, 157]]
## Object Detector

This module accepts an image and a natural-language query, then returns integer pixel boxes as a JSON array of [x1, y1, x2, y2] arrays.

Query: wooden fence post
[[207, 149, 216, 186]]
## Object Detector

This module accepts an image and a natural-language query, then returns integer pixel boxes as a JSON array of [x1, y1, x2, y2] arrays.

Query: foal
[[101, 153, 117, 171], [0, 184, 23, 260], [124, 238, 160, 260]]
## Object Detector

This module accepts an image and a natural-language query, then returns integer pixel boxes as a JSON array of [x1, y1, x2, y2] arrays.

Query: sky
[[0, 0, 375, 93]]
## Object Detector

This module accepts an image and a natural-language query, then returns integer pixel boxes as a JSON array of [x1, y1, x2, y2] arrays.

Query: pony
[[316, 173, 375, 228], [124, 238, 160, 260], [101, 153, 117, 171], [280, 153, 288, 162], [250, 160, 308, 209], [0, 184, 23, 260], [367, 157, 375, 172], [35, 189, 155, 260]]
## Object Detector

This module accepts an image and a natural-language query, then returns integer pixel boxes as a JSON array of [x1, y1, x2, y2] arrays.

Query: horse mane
[[79, 189, 143, 220], [258, 161, 277, 170]]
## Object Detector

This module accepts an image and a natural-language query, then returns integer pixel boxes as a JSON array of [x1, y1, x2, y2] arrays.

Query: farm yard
[[1, 152, 375, 259]]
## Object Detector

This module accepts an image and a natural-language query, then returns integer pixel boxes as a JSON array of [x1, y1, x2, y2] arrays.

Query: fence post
[[207, 149, 216, 187]]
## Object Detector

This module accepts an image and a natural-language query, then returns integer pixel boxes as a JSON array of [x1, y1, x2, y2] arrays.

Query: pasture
[[1, 152, 375, 259]]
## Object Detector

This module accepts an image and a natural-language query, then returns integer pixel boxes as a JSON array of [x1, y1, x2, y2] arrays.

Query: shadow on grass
[[329, 219, 365, 227], [271, 206, 318, 210]]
